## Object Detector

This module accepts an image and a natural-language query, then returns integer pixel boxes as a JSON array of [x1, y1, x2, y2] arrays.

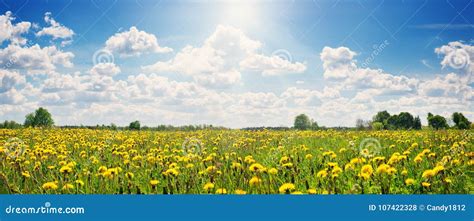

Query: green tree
[[24, 107, 54, 127], [129, 120, 141, 130], [452, 112, 471, 129], [413, 116, 422, 130], [427, 113, 448, 130], [294, 114, 311, 130], [372, 110, 391, 129], [397, 112, 415, 129], [372, 122, 384, 130]]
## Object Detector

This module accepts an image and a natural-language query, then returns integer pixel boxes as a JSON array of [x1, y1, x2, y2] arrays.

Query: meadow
[[0, 128, 472, 194]]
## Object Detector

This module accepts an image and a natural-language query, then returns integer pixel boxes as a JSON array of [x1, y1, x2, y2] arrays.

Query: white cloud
[[320, 46, 357, 79], [143, 25, 307, 87], [435, 41, 473, 82], [89, 62, 121, 76], [0, 11, 31, 45], [240, 54, 306, 76], [0, 44, 74, 74], [105, 26, 172, 57], [36, 12, 74, 46]]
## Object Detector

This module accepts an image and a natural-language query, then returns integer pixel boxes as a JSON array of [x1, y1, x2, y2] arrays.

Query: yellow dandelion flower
[[279, 183, 296, 194], [62, 183, 74, 190], [21, 171, 31, 178], [422, 169, 436, 179], [268, 168, 278, 175], [234, 189, 247, 194], [405, 178, 415, 186], [249, 176, 262, 186], [203, 182, 215, 191], [215, 188, 227, 194], [42, 182, 58, 190], [307, 189, 317, 194], [150, 180, 160, 186], [361, 164, 373, 176], [422, 182, 431, 188], [316, 169, 328, 178]]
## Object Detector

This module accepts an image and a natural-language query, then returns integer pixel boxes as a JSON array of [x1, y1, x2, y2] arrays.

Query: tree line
[[0, 107, 472, 130], [293, 111, 472, 130]]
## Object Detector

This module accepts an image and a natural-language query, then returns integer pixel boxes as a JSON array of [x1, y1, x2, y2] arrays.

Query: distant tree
[[310, 119, 319, 130], [356, 119, 365, 130], [129, 120, 141, 130], [372, 122, 384, 130], [294, 114, 311, 130], [372, 111, 391, 129], [24, 107, 54, 128], [397, 112, 415, 129], [452, 112, 471, 129], [0, 120, 22, 129], [110, 123, 118, 130], [427, 113, 448, 130], [413, 116, 422, 130]]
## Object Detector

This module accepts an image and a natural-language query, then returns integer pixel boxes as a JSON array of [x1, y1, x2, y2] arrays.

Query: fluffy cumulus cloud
[[143, 25, 307, 87], [0, 44, 74, 74], [435, 41, 473, 82], [105, 26, 172, 57], [89, 63, 121, 76], [0, 11, 31, 45], [36, 12, 74, 46]]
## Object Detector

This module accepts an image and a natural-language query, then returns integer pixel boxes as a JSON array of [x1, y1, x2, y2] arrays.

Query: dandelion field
[[0, 128, 472, 194]]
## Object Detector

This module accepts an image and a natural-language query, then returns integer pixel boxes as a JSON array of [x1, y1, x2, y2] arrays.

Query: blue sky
[[0, 0, 473, 127]]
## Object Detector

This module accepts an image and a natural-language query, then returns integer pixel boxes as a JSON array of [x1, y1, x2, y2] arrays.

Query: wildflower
[[249, 176, 262, 186], [150, 180, 160, 186], [248, 163, 265, 172], [331, 166, 342, 174], [444, 178, 452, 184], [414, 156, 423, 163], [215, 188, 227, 194], [279, 183, 296, 194], [401, 169, 408, 176], [234, 189, 247, 194], [98, 166, 107, 173], [433, 165, 444, 174], [62, 184, 74, 190], [422, 169, 436, 179], [203, 182, 215, 191], [282, 162, 293, 168], [42, 182, 58, 190], [316, 169, 328, 178], [126, 172, 134, 179], [163, 168, 179, 176], [231, 162, 242, 169], [307, 189, 317, 194], [279, 156, 290, 165], [186, 163, 195, 169], [268, 168, 278, 175], [422, 182, 431, 188], [305, 154, 313, 159], [21, 171, 31, 178], [59, 166, 73, 174], [376, 164, 390, 174], [361, 165, 373, 176], [75, 180, 85, 187], [405, 178, 415, 186], [291, 191, 303, 195]]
